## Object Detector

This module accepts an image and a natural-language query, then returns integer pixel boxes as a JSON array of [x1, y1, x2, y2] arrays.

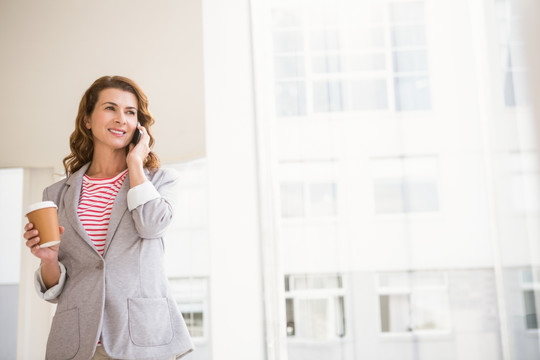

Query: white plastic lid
[[25, 201, 58, 215]]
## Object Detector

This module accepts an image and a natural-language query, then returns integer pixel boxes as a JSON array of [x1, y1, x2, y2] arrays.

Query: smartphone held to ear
[[131, 124, 142, 145]]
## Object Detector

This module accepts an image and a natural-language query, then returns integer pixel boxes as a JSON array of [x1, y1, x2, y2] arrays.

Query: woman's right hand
[[24, 222, 64, 262]]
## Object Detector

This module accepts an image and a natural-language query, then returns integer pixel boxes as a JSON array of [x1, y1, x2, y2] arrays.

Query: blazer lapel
[[103, 172, 130, 257], [63, 163, 100, 255]]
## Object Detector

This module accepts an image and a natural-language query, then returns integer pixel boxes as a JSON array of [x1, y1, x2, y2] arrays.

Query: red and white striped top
[[77, 169, 128, 256]]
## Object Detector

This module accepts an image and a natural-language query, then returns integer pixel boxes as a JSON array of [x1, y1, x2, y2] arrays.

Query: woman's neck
[[87, 149, 128, 178]]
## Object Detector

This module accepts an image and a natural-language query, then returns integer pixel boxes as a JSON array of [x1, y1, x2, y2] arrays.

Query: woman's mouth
[[109, 129, 126, 137]]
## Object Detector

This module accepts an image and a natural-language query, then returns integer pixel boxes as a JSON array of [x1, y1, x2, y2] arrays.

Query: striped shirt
[[77, 169, 128, 256]]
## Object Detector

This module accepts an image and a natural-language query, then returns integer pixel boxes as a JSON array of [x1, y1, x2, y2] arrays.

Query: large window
[[377, 271, 451, 334], [371, 155, 439, 214], [272, 0, 431, 117], [285, 274, 346, 340]]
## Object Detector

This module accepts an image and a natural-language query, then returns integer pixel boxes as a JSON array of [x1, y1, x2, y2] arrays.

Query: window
[[280, 182, 337, 218], [521, 268, 540, 330], [371, 156, 440, 214], [169, 277, 208, 340], [495, 0, 528, 107], [285, 274, 346, 340], [377, 271, 451, 334], [271, 0, 431, 116]]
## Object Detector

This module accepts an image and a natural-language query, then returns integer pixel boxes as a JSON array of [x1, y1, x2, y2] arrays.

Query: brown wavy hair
[[63, 75, 160, 176]]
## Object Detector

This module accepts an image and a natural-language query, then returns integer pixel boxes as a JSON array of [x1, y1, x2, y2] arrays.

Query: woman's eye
[[127, 110, 137, 116], [105, 106, 115, 111]]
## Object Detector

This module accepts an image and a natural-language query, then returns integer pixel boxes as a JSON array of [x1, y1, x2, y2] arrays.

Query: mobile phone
[[131, 124, 142, 145]]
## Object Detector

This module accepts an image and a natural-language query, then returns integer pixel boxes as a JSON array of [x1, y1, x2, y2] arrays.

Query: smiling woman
[[22, 75, 194, 360]]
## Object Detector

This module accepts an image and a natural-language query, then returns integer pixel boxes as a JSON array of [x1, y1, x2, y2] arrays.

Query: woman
[[23, 76, 194, 360]]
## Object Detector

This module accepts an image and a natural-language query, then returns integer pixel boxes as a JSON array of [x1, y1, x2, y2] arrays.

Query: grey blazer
[[39, 163, 193, 360]]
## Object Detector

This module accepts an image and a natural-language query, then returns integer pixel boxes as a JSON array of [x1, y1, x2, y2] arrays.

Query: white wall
[[0, 0, 205, 171]]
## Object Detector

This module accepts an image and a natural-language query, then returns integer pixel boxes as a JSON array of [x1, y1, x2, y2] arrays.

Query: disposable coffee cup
[[25, 201, 61, 248]]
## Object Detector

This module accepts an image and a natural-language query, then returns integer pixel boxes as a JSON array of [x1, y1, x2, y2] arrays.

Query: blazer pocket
[[46, 307, 80, 360], [128, 297, 174, 347]]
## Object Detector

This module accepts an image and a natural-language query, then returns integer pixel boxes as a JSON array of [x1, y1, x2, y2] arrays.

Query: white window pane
[[412, 291, 450, 330], [412, 271, 446, 287], [390, 2, 425, 23], [311, 55, 342, 74], [274, 31, 304, 53], [310, 29, 340, 51], [404, 180, 439, 212], [391, 25, 426, 47], [380, 294, 411, 332], [343, 27, 386, 49], [393, 50, 428, 73], [374, 179, 404, 213], [335, 296, 346, 337], [292, 274, 342, 290], [281, 183, 305, 217], [346, 53, 386, 72], [394, 76, 431, 111], [296, 299, 329, 339], [272, 8, 303, 28], [313, 80, 344, 112], [275, 81, 306, 117], [274, 55, 305, 78], [286, 298, 295, 336], [504, 70, 528, 107], [524, 290, 538, 330], [378, 272, 411, 288], [309, 183, 337, 216], [348, 78, 388, 110]]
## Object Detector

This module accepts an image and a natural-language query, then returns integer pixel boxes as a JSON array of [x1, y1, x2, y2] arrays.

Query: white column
[[17, 168, 56, 360], [202, 0, 266, 359]]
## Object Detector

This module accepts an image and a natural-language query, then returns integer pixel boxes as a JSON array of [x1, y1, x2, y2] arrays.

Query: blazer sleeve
[[33, 183, 68, 303], [127, 167, 180, 239]]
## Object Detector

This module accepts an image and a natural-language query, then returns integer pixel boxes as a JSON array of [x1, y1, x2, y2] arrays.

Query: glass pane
[[310, 29, 340, 51], [343, 27, 386, 49], [504, 70, 528, 107], [273, 31, 304, 53], [394, 76, 431, 111], [286, 298, 296, 336], [336, 296, 346, 337], [280, 182, 305, 217], [275, 81, 306, 117], [412, 291, 450, 330], [380, 294, 411, 332], [524, 290, 538, 330], [374, 179, 404, 214], [274, 55, 305, 79], [391, 25, 426, 47], [348, 78, 388, 110], [293, 274, 342, 290], [309, 183, 337, 216], [404, 180, 439, 212], [390, 2, 425, 23], [393, 50, 428, 73], [272, 8, 303, 28], [345, 53, 386, 72], [313, 80, 344, 112], [182, 311, 204, 337], [311, 55, 342, 74], [296, 299, 329, 339]]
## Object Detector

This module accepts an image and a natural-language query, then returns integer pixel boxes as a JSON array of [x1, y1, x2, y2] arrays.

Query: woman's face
[[85, 88, 139, 151]]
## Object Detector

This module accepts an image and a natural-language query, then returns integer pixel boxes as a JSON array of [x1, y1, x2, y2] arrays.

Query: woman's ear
[[84, 117, 91, 130]]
